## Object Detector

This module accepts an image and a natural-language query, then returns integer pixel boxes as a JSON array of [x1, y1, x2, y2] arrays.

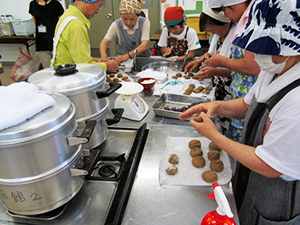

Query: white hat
[[208, 0, 247, 8], [202, 4, 231, 23]]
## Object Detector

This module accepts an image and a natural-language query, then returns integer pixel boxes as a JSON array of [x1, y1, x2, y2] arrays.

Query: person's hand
[[189, 112, 220, 140], [202, 53, 222, 68], [184, 60, 200, 73], [114, 54, 129, 63], [105, 59, 119, 72], [197, 66, 216, 79], [164, 56, 178, 62], [162, 47, 173, 57], [179, 102, 218, 121], [100, 56, 109, 62]]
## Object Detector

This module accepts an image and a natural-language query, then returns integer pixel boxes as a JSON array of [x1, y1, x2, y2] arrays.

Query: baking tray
[[152, 93, 210, 119]]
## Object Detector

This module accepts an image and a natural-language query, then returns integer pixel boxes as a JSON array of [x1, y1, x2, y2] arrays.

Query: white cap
[[208, 0, 247, 8], [203, 4, 231, 23]]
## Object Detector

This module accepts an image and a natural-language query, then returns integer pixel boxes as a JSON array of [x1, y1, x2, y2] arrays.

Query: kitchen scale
[[114, 82, 149, 121]]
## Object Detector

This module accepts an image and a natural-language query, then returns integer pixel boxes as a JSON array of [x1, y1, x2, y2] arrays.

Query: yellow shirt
[[51, 5, 107, 71]]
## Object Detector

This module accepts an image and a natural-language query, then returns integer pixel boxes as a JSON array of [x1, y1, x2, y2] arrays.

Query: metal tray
[[152, 93, 210, 120]]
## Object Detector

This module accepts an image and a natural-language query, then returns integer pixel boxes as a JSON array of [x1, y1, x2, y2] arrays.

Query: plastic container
[[11, 18, 35, 36], [0, 21, 15, 36], [201, 182, 236, 225]]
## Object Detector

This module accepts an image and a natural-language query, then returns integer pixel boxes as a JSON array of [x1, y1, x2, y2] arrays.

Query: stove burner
[[98, 164, 116, 177], [87, 153, 126, 181]]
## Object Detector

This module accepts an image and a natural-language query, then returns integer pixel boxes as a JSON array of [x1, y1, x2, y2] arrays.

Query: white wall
[[0, 0, 67, 62]]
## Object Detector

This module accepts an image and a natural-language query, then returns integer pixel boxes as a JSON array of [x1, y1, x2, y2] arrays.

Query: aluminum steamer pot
[[0, 94, 96, 215], [28, 64, 122, 149]]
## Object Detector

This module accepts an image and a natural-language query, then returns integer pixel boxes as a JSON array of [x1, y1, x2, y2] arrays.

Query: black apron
[[232, 78, 300, 224]]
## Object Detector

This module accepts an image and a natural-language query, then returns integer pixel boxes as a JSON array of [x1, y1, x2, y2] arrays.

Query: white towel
[[0, 82, 55, 131]]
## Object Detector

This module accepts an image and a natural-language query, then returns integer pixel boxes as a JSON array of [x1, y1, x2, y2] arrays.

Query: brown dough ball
[[106, 76, 112, 82], [192, 156, 206, 168], [168, 154, 179, 165], [124, 79, 131, 82], [172, 76, 178, 79], [210, 160, 224, 172], [166, 166, 178, 175], [188, 72, 194, 77], [193, 88, 201, 93], [183, 75, 190, 79], [192, 114, 203, 123], [202, 90, 210, 95], [207, 150, 220, 161], [190, 147, 203, 157], [176, 73, 182, 77], [189, 84, 196, 89], [202, 170, 218, 183], [189, 139, 201, 149], [109, 73, 115, 78], [122, 76, 128, 80], [209, 141, 221, 151]]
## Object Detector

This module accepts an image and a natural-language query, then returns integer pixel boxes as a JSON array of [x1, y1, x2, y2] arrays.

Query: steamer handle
[[78, 120, 97, 141], [67, 120, 97, 146], [95, 82, 122, 99], [106, 108, 124, 125]]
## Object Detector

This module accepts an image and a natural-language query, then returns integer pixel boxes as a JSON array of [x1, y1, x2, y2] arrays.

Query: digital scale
[[114, 82, 149, 121]]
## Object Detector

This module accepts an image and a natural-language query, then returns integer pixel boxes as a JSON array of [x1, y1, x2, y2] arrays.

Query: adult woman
[[185, 4, 235, 135], [158, 6, 201, 62], [99, 0, 151, 63], [29, 0, 64, 68], [203, 0, 260, 143], [180, 0, 300, 223]]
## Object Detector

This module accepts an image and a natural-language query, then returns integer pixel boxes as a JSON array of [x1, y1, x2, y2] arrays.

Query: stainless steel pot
[[28, 64, 122, 148], [0, 94, 95, 215], [28, 63, 121, 119]]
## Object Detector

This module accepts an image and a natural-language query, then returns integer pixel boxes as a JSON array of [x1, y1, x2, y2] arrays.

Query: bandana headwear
[[119, 0, 143, 14], [164, 6, 184, 26], [71, 0, 99, 4], [233, 0, 300, 56], [208, 0, 247, 8], [202, 4, 231, 23]]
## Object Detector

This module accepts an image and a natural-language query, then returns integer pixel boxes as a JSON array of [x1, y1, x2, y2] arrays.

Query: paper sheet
[[159, 136, 232, 186]]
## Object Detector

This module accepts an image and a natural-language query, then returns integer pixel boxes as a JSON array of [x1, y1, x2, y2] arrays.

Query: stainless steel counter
[[108, 87, 240, 224]]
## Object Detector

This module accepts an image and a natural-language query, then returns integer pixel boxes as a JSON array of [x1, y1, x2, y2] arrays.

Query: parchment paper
[[159, 136, 232, 186]]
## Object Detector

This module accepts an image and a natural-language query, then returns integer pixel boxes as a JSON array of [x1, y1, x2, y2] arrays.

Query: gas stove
[[0, 124, 148, 225]]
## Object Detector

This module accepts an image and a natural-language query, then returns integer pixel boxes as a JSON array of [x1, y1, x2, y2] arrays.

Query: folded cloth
[[136, 69, 167, 82], [0, 82, 55, 131]]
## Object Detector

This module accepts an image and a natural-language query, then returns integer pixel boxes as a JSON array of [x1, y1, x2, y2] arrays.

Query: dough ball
[[113, 78, 121, 83], [109, 73, 115, 78], [190, 147, 203, 158], [172, 76, 178, 79], [176, 73, 182, 77], [210, 160, 224, 172], [192, 114, 203, 123], [202, 170, 218, 183], [184, 75, 190, 79], [209, 141, 221, 151], [168, 154, 179, 165], [166, 166, 178, 175], [122, 76, 128, 80], [192, 156, 206, 168], [189, 139, 201, 149], [188, 72, 194, 77], [207, 150, 220, 161], [189, 84, 196, 89]]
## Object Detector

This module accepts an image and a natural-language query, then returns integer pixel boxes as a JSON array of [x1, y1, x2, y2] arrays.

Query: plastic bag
[[10, 51, 40, 81]]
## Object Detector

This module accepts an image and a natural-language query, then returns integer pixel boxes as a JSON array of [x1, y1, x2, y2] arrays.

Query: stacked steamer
[[0, 91, 96, 215], [29, 63, 122, 150]]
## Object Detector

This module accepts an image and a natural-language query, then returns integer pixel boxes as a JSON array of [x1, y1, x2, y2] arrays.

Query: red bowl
[[138, 78, 156, 92]]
